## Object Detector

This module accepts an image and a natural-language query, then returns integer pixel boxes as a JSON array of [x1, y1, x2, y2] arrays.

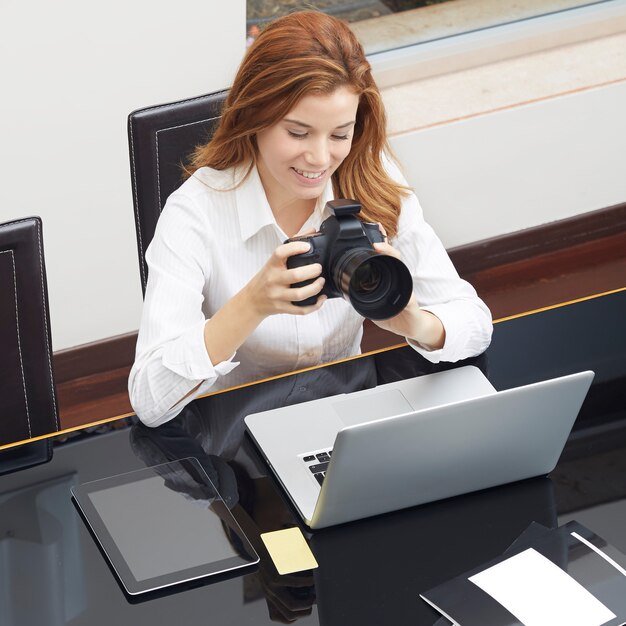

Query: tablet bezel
[[71, 457, 259, 596]]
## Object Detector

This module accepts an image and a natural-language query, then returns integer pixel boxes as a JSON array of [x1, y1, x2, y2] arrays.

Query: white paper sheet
[[469, 547, 616, 626]]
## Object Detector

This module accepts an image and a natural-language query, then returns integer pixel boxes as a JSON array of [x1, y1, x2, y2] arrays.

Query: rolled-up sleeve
[[128, 191, 239, 427], [388, 160, 493, 363]]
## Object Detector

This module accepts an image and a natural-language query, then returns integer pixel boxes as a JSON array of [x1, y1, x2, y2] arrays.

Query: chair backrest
[[127, 91, 228, 294], [0, 217, 58, 471]]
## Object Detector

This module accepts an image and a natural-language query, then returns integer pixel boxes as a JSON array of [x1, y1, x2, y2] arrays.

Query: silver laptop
[[244, 366, 594, 529]]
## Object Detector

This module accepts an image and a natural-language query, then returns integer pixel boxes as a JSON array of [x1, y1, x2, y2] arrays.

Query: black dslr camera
[[286, 199, 413, 320]]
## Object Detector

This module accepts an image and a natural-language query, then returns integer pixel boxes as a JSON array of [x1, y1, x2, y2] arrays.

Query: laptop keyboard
[[302, 450, 333, 486]]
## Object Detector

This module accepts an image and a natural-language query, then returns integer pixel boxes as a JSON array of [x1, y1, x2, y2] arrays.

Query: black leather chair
[[0, 217, 58, 474], [127, 91, 228, 293]]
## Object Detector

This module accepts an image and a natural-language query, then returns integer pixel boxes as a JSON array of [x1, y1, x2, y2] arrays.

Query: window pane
[[246, 0, 612, 55]]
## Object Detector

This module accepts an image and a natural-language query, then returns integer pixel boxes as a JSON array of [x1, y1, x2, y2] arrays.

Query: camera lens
[[332, 249, 412, 320], [351, 260, 384, 297]]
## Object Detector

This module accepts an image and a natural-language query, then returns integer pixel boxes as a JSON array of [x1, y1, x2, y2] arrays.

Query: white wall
[[0, 0, 246, 350], [389, 80, 626, 248]]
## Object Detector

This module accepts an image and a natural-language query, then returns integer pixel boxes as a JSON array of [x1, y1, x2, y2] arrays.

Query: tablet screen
[[72, 458, 259, 595]]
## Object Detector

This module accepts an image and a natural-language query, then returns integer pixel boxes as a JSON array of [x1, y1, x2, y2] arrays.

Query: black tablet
[[71, 458, 259, 595]]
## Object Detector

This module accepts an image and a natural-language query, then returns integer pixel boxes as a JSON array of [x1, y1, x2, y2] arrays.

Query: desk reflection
[[0, 289, 623, 625], [127, 349, 561, 626]]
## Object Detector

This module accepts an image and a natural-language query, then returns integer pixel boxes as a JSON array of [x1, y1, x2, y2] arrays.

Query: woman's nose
[[304, 139, 330, 167]]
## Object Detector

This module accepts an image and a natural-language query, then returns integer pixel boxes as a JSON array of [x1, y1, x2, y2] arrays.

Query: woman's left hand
[[370, 235, 419, 336], [370, 228, 445, 350]]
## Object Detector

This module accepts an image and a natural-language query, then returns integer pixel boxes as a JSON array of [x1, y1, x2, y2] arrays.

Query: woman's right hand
[[242, 241, 327, 319], [203, 241, 326, 368]]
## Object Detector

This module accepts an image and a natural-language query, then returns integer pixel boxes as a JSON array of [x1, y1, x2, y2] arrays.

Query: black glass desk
[[1, 289, 625, 625]]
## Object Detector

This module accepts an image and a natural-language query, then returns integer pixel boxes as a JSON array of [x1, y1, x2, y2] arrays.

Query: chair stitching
[[132, 92, 226, 116], [35, 221, 59, 429], [128, 120, 147, 287], [155, 130, 163, 213], [1, 217, 44, 229], [157, 116, 220, 134], [1, 218, 60, 430], [130, 94, 225, 288], [154, 115, 221, 213], [0, 249, 32, 438]]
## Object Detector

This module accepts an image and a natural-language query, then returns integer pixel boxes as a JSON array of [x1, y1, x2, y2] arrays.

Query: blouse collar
[[235, 163, 335, 242]]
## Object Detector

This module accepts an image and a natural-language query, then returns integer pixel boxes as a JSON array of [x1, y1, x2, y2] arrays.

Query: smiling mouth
[[292, 167, 325, 180]]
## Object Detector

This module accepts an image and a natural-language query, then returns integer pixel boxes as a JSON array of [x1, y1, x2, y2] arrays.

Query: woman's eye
[[332, 134, 350, 141], [287, 130, 307, 139]]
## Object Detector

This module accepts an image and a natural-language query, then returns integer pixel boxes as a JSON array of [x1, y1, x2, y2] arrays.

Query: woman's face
[[255, 86, 360, 209]]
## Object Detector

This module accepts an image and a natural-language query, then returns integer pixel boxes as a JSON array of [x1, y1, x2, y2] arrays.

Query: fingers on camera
[[280, 240, 312, 259], [287, 263, 322, 283], [290, 277, 325, 303], [293, 294, 327, 315]]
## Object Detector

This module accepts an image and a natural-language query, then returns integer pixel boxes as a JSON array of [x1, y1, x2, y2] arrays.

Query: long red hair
[[187, 10, 408, 237]]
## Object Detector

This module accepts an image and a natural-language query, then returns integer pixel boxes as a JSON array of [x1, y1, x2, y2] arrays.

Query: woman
[[129, 10, 492, 427]]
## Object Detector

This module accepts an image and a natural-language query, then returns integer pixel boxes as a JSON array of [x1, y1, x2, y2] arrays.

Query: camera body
[[286, 199, 412, 320], [287, 200, 384, 302]]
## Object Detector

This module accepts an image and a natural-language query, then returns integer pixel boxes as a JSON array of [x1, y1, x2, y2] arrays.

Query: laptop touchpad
[[332, 390, 413, 427]]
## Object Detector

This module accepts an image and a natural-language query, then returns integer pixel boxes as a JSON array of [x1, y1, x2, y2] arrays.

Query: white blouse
[[129, 159, 492, 427]]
